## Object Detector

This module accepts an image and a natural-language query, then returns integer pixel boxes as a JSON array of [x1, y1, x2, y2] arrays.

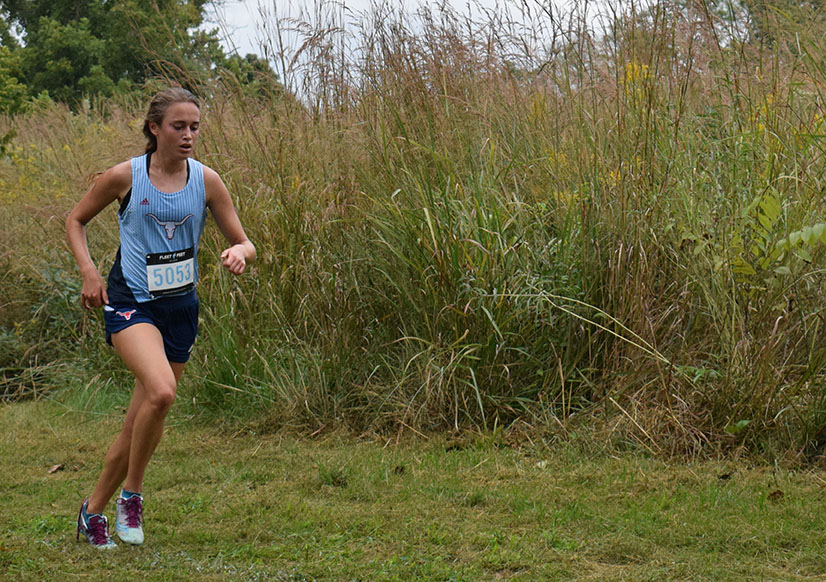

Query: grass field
[[3, 399, 826, 581]]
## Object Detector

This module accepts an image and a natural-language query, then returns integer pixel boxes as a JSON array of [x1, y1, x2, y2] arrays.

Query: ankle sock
[[83, 500, 102, 522], [120, 489, 142, 500]]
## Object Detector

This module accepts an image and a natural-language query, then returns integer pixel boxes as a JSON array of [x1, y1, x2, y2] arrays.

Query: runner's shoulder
[[95, 160, 132, 188], [104, 160, 133, 184], [95, 161, 133, 200], [200, 163, 222, 183]]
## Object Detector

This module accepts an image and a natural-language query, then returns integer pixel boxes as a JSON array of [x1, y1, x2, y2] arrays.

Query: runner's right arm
[[66, 161, 132, 309]]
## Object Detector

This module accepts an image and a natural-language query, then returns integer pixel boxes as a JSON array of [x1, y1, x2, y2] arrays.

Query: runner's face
[[150, 102, 200, 158]]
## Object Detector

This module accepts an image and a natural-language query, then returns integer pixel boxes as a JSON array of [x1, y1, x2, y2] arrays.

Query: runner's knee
[[145, 379, 177, 412]]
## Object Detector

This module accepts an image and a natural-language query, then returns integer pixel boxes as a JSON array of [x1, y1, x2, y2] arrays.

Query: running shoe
[[115, 494, 144, 545], [76, 498, 117, 549]]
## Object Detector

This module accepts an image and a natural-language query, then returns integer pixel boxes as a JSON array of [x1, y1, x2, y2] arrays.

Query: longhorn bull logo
[[146, 213, 194, 240]]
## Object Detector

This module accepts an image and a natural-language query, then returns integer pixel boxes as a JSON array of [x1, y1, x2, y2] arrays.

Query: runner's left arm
[[204, 167, 256, 275]]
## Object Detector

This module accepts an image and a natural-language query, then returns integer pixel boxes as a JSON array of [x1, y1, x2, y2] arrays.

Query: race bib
[[146, 248, 195, 297]]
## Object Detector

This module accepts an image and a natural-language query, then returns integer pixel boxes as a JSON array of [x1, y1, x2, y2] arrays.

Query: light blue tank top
[[117, 153, 207, 302]]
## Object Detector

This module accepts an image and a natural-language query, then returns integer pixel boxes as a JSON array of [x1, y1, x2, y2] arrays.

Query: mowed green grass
[[3, 401, 826, 581]]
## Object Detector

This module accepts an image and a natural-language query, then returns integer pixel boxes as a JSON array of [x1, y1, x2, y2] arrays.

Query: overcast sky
[[205, 0, 587, 57], [208, 0, 447, 56]]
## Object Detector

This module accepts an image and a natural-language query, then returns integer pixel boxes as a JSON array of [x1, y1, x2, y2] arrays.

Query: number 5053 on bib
[[146, 248, 195, 298]]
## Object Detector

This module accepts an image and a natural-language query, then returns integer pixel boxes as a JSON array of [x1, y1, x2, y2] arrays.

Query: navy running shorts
[[103, 291, 199, 363]]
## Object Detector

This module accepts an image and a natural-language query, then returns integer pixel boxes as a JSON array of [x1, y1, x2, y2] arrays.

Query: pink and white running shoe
[[115, 494, 144, 545], [76, 498, 117, 549]]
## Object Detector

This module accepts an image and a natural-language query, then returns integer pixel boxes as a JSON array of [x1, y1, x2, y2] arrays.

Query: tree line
[[0, 0, 278, 114]]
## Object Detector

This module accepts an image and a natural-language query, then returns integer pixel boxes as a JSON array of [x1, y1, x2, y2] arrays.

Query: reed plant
[[3, 0, 826, 456]]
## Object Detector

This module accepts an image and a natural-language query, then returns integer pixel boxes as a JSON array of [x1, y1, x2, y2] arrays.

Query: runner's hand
[[80, 271, 109, 309], [220, 245, 247, 275]]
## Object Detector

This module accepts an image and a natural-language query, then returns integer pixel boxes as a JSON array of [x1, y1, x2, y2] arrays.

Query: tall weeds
[[3, 0, 826, 455]]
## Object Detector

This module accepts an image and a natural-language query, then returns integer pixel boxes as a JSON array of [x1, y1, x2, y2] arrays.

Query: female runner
[[66, 87, 256, 548]]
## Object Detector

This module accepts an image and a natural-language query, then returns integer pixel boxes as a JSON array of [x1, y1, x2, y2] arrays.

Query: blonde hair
[[142, 87, 200, 154]]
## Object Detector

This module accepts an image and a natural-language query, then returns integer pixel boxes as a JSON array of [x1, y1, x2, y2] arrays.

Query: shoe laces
[[121, 496, 143, 528], [87, 514, 112, 546]]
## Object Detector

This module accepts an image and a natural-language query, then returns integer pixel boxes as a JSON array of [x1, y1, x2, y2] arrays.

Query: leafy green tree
[[0, 0, 230, 103], [220, 52, 283, 98], [20, 17, 108, 103], [0, 44, 26, 114], [0, 11, 20, 48], [101, 0, 226, 86]]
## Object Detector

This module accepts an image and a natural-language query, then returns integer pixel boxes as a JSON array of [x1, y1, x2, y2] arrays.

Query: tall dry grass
[[3, 0, 826, 457]]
